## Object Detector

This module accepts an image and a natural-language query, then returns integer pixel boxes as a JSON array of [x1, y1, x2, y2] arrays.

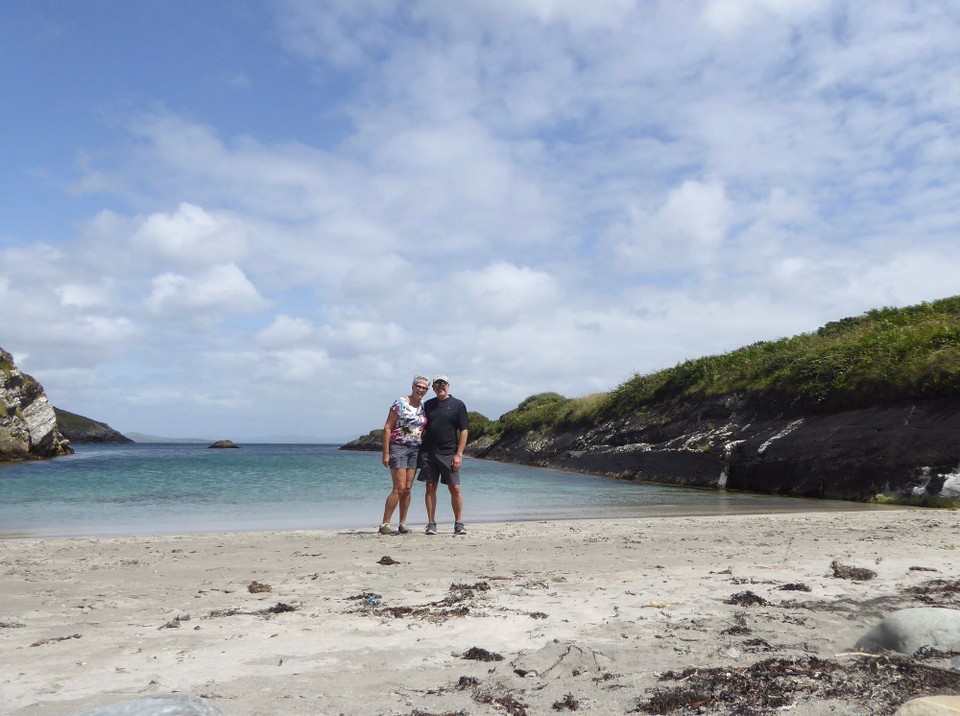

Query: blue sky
[[1, 0, 958, 442]]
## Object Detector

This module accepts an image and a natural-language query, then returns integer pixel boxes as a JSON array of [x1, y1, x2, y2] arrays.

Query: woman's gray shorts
[[388, 443, 420, 469]]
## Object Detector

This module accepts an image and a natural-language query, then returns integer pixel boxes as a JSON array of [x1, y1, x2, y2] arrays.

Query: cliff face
[[0, 348, 73, 461], [53, 408, 133, 444], [474, 395, 960, 505]]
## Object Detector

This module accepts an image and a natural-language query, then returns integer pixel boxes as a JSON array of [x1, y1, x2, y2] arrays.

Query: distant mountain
[[125, 432, 331, 443], [125, 432, 209, 444], [54, 408, 133, 444]]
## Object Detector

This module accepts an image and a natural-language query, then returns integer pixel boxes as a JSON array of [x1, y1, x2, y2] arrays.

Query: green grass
[[481, 295, 960, 439], [598, 296, 960, 420], [52, 408, 102, 433]]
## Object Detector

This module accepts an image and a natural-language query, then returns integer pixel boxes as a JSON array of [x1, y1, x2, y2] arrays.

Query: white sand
[[1, 508, 958, 715]]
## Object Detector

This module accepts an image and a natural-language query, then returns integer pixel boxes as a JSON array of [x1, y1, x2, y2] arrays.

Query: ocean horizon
[[0, 443, 891, 538]]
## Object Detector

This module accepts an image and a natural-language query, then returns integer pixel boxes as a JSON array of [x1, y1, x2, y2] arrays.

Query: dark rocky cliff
[[473, 394, 960, 505], [53, 408, 133, 444], [0, 348, 73, 461]]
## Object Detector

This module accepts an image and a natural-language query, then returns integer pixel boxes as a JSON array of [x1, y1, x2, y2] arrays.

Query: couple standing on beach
[[379, 374, 470, 536]]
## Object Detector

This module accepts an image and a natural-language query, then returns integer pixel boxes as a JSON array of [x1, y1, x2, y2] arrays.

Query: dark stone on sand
[[462, 646, 504, 661], [831, 560, 877, 581], [725, 590, 768, 606]]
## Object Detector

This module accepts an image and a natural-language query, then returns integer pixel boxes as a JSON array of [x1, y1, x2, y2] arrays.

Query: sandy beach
[[2, 508, 959, 715]]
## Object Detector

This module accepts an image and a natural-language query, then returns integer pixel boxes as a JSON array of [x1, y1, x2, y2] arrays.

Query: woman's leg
[[381, 468, 406, 524], [396, 468, 417, 525]]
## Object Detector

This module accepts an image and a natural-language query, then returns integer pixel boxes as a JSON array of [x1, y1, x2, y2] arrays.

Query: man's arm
[[455, 429, 468, 457], [454, 400, 469, 458]]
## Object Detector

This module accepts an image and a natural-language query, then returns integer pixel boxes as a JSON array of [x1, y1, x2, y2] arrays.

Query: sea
[[0, 443, 887, 538]]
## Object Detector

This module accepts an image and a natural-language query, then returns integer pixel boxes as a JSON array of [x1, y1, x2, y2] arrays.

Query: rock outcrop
[[340, 430, 383, 451], [474, 394, 960, 505], [54, 408, 133, 444], [0, 348, 73, 461], [208, 440, 239, 449]]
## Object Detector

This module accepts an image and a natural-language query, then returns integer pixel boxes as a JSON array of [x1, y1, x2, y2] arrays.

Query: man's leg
[[424, 481, 438, 524], [448, 483, 463, 523]]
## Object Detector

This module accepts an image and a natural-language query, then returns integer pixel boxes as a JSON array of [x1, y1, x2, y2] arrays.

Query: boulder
[[74, 694, 223, 715], [895, 696, 960, 715], [855, 607, 960, 655], [0, 347, 72, 461]]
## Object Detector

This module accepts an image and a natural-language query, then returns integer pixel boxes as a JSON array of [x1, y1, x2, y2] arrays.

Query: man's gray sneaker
[[378, 524, 392, 535], [397, 523, 411, 535], [425, 522, 437, 535], [454, 522, 467, 535]]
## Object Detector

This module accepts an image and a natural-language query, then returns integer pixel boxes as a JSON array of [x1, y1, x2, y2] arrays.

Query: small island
[[208, 440, 239, 449]]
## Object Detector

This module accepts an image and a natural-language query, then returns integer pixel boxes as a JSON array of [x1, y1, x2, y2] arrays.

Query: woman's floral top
[[389, 396, 427, 446]]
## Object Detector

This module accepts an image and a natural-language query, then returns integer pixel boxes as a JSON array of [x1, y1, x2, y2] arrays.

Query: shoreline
[[2, 509, 958, 714], [0, 485, 909, 543]]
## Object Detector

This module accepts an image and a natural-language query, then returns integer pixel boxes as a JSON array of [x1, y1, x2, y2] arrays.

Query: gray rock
[[855, 607, 960, 655], [0, 347, 72, 461], [74, 694, 223, 716], [894, 695, 960, 715]]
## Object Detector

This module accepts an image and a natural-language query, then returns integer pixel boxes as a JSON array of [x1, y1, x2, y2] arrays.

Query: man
[[417, 375, 470, 535]]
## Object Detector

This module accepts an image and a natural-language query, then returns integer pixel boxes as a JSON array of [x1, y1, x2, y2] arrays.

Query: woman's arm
[[382, 410, 398, 467]]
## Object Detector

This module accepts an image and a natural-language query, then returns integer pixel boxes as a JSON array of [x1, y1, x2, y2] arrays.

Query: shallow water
[[0, 443, 887, 537]]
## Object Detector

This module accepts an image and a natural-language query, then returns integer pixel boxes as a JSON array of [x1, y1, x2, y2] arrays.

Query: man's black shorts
[[416, 451, 460, 485]]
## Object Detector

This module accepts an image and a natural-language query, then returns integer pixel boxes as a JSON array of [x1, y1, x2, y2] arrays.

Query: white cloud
[[614, 179, 734, 270], [55, 282, 111, 308], [256, 315, 316, 347], [319, 317, 406, 360], [259, 349, 331, 382], [702, 0, 825, 34], [144, 263, 267, 316], [133, 202, 248, 266], [454, 262, 560, 327]]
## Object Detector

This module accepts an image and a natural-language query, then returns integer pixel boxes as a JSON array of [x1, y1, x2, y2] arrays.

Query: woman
[[379, 375, 430, 535]]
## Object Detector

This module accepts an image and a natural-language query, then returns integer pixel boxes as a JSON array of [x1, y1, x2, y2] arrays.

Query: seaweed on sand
[[635, 654, 960, 715]]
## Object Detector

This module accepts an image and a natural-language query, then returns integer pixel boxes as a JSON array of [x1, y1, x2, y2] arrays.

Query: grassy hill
[[54, 408, 133, 444], [483, 295, 960, 439]]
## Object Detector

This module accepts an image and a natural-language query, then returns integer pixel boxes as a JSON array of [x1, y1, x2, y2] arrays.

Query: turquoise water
[[0, 443, 883, 537]]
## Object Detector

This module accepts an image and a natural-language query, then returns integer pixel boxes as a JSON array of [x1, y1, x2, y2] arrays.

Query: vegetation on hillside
[[478, 296, 960, 440], [53, 408, 102, 434]]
